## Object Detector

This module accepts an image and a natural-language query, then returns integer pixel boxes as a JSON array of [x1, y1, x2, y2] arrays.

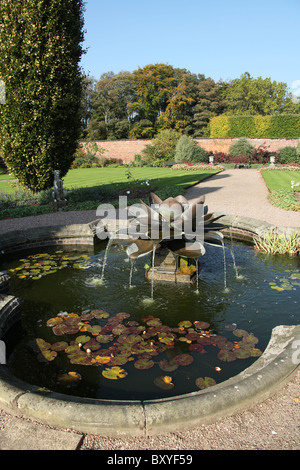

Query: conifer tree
[[0, 0, 85, 191]]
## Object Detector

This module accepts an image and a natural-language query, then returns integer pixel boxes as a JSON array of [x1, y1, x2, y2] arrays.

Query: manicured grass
[[0, 167, 221, 219], [0, 167, 220, 194], [62, 167, 218, 191], [261, 170, 300, 192], [0, 179, 17, 193]]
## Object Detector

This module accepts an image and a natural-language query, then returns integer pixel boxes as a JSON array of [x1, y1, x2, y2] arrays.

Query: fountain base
[[145, 268, 195, 283], [145, 247, 197, 283]]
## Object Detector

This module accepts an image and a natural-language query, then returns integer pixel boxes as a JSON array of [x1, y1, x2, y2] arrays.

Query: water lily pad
[[159, 360, 179, 372], [86, 325, 103, 336], [102, 366, 127, 380], [83, 339, 101, 351], [250, 348, 262, 357], [178, 336, 191, 343], [217, 349, 236, 362], [62, 324, 80, 335], [36, 338, 52, 351], [197, 335, 214, 345], [52, 323, 69, 336], [233, 329, 249, 338], [146, 318, 163, 327], [64, 315, 80, 326], [173, 353, 194, 366], [41, 348, 58, 361], [109, 354, 131, 366], [234, 348, 251, 359], [112, 324, 128, 335], [68, 351, 93, 365], [154, 376, 175, 390], [178, 321, 192, 328], [51, 341, 68, 352], [116, 312, 131, 320], [80, 312, 95, 321], [242, 334, 259, 345], [96, 334, 113, 344], [92, 309, 110, 319], [158, 333, 176, 344], [195, 377, 216, 389], [47, 317, 63, 327], [65, 343, 81, 354], [36, 339, 57, 362], [215, 339, 234, 350], [185, 332, 200, 342], [188, 343, 204, 353], [95, 355, 111, 364], [194, 321, 210, 330], [134, 357, 154, 369], [75, 335, 91, 344], [126, 334, 143, 345]]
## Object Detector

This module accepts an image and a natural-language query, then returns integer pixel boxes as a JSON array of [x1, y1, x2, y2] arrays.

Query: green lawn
[[0, 167, 219, 193], [62, 167, 217, 191], [261, 170, 300, 191], [0, 167, 220, 219]]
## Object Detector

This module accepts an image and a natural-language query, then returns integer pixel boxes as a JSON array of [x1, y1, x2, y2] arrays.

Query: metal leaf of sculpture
[[125, 192, 226, 261]]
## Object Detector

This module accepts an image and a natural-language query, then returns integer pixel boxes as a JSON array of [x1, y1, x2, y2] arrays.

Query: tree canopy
[[84, 67, 296, 141]]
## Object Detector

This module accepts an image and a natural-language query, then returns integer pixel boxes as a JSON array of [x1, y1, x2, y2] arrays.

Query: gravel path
[[0, 168, 299, 450], [185, 169, 300, 227]]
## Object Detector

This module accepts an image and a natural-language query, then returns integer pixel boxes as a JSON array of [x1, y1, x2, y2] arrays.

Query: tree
[[86, 71, 134, 140], [222, 72, 292, 115], [193, 75, 225, 136], [129, 64, 178, 130], [80, 75, 97, 138], [157, 71, 196, 133], [0, 0, 85, 191]]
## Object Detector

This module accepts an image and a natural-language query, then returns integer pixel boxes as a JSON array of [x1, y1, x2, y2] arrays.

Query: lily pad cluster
[[269, 272, 300, 292], [8, 251, 90, 280], [35, 310, 262, 391]]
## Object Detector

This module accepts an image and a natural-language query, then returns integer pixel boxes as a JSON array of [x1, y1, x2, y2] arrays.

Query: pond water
[[1, 240, 299, 400]]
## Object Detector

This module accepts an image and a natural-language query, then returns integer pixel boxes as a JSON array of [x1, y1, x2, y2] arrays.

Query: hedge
[[210, 114, 300, 138]]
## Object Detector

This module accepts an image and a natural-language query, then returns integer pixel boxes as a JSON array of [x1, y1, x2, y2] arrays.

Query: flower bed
[[171, 163, 224, 171]]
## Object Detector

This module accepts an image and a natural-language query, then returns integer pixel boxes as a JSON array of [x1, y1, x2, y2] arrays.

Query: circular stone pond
[[1, 238, 299, 402]]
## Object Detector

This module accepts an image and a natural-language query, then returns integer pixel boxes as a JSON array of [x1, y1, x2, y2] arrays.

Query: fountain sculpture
[[124, 192, 227, 284]]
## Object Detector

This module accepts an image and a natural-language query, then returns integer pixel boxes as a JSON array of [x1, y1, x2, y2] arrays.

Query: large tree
[[193, 75, 226, 137], [86, 71, 134, 140], [0, 0, 85, 191], [129, 64, 178, 129], [221, 72, 292, 115]]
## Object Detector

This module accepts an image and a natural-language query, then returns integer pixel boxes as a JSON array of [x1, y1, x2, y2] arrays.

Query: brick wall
[[80, 138, 300, 163], [194, 138, 300, 154], [80, 140, 150, 163]]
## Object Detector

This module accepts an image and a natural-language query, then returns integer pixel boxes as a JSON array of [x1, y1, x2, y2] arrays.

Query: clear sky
[[80, 0, 300, 95]]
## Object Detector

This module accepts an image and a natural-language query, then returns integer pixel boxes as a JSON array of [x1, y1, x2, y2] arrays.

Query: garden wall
[[80, 138, 300, 163]]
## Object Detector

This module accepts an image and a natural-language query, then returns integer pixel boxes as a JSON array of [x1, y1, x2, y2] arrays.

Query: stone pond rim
[[0, 215, 299, 436]]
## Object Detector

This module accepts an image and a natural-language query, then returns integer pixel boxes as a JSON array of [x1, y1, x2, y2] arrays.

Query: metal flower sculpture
[[125, 192, 226, 260]]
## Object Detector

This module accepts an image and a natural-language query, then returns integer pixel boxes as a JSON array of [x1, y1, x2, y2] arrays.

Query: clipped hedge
[[210, 114, 300, 138]]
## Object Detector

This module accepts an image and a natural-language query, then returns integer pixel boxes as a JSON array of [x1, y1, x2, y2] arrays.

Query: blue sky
[[80, 0, 300, 94]]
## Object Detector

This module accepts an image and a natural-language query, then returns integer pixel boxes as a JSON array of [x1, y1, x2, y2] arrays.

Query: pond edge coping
[[0, 215, 299, 437]]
